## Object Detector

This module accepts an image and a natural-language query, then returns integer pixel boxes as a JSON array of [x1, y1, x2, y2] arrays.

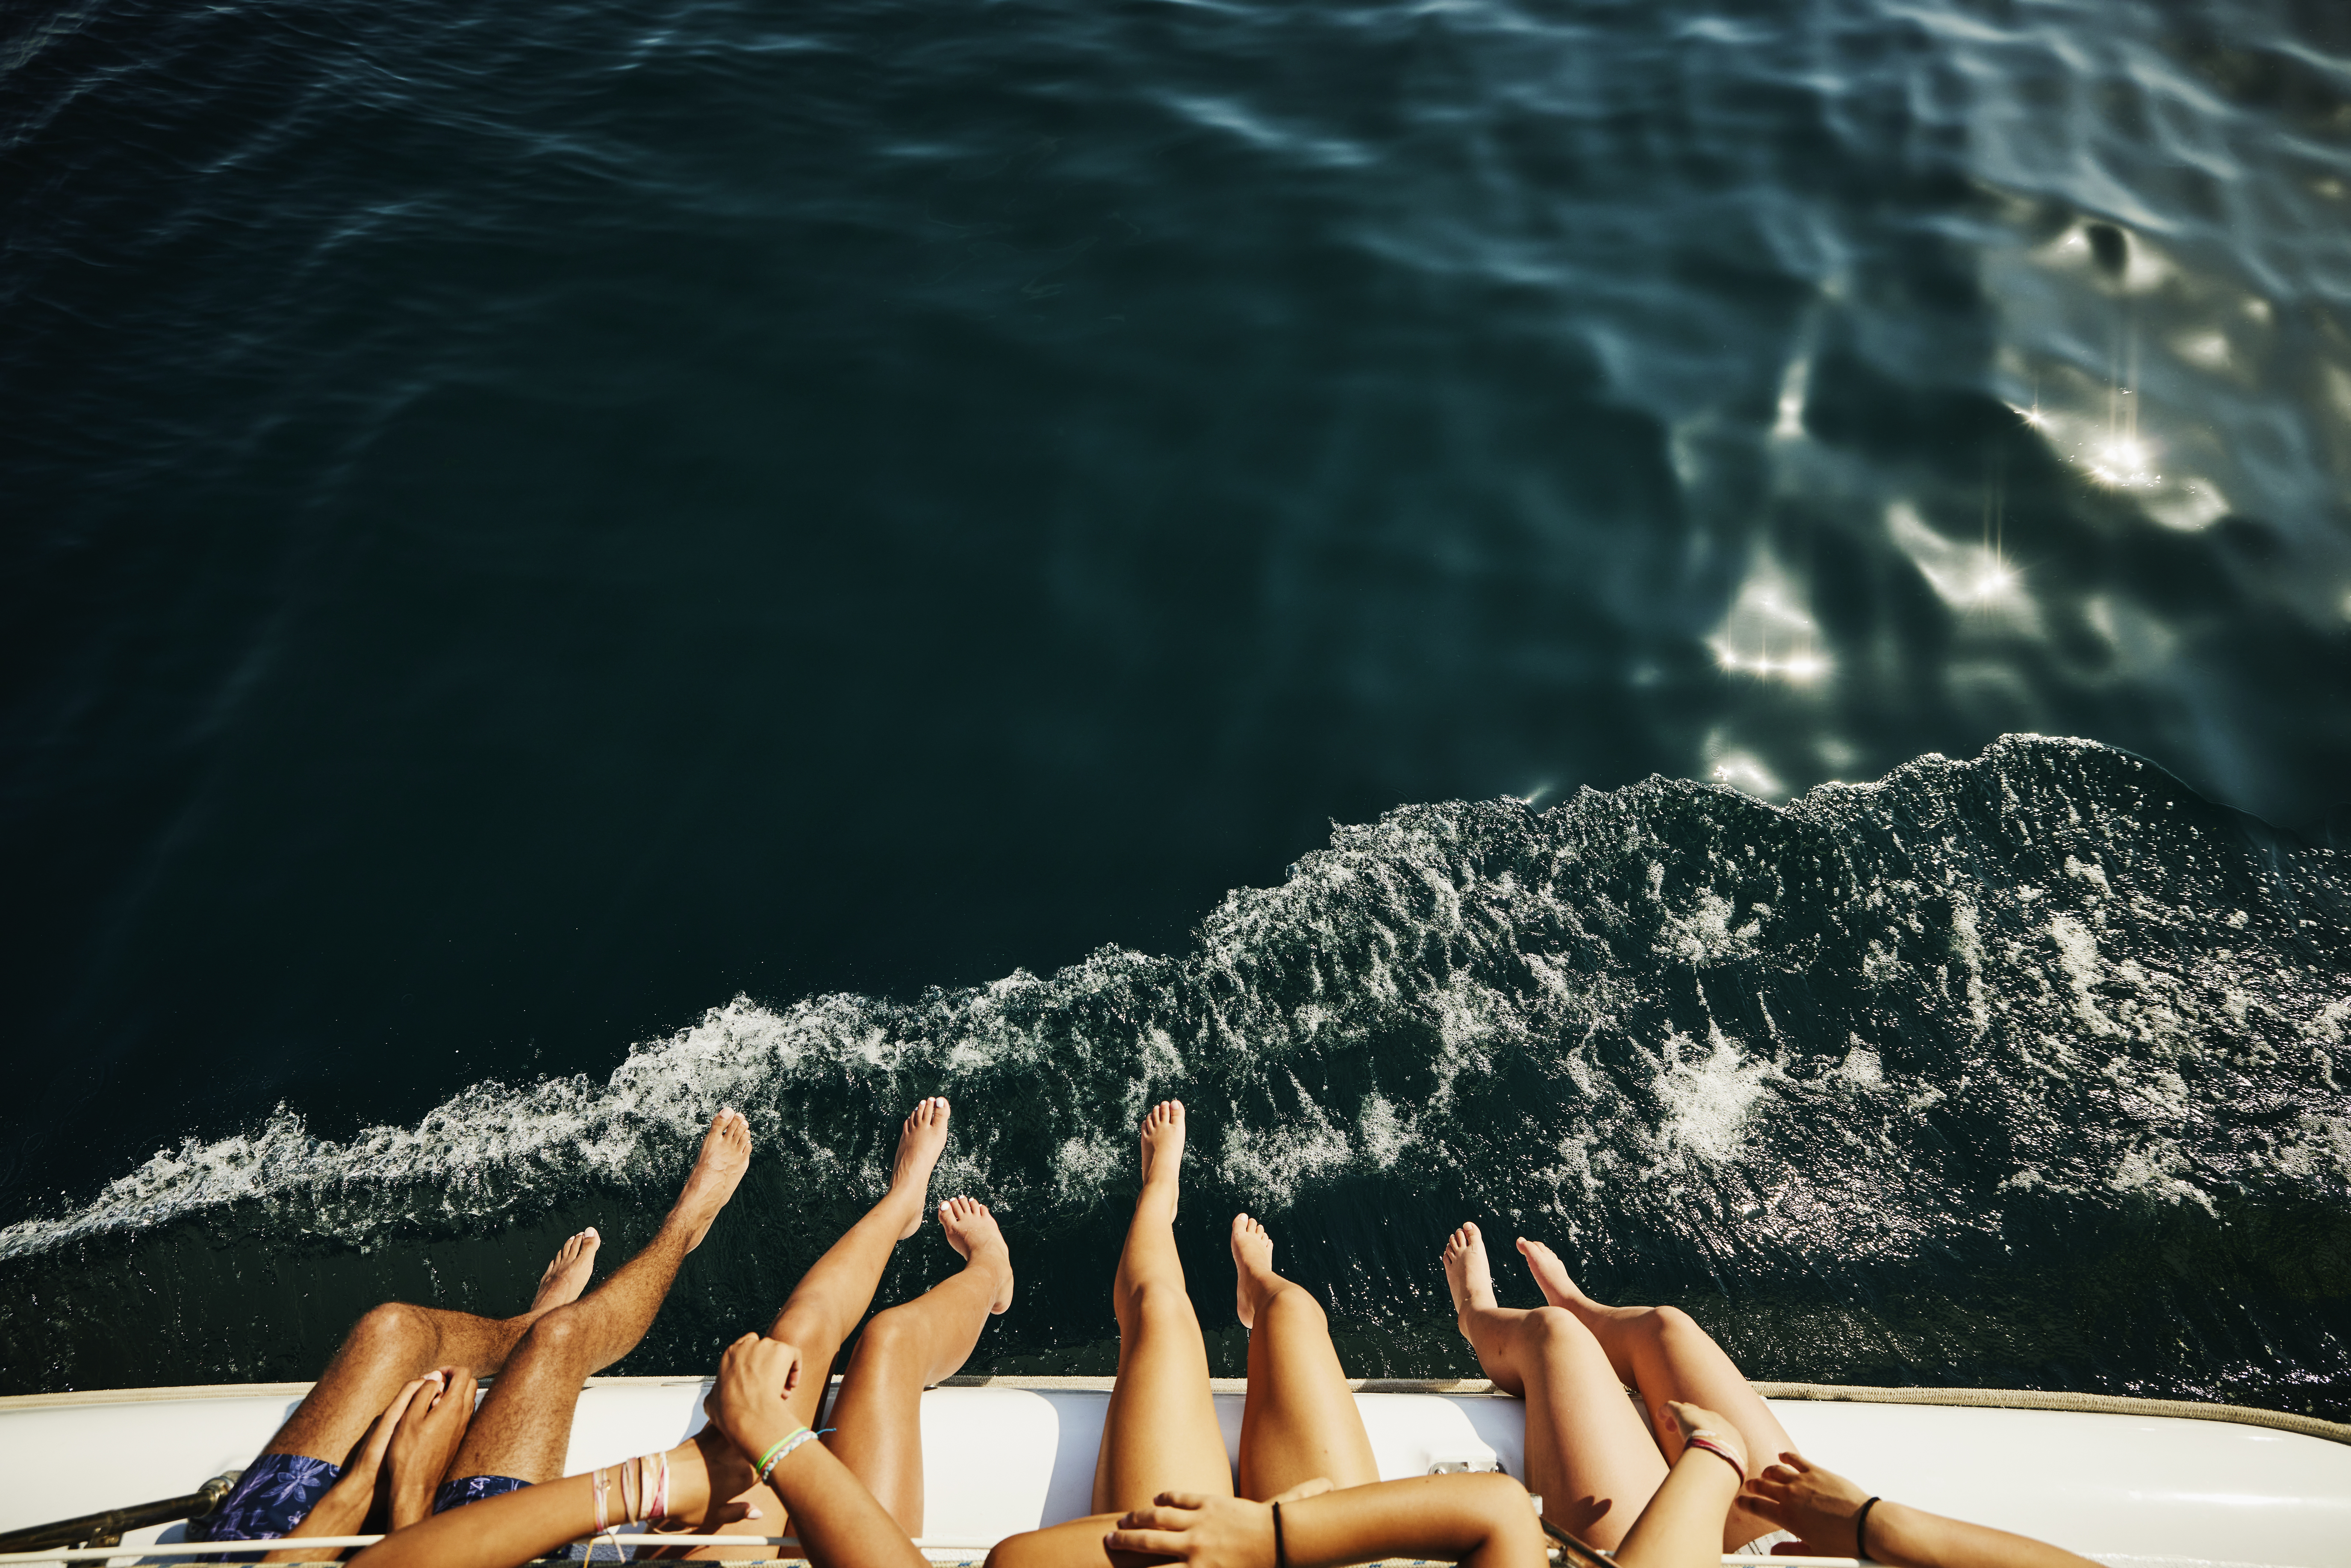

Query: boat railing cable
[[0, 1478, 237, 1556]]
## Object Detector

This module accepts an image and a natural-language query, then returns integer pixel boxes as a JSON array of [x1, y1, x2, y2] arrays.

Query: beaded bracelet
[[757, 1426, 822, 1486]]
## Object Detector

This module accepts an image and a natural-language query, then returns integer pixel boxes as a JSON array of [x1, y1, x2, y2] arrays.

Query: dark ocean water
[[3, 0, 2349, 1412]]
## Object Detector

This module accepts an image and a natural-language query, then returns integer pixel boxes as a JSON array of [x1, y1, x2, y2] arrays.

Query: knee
[[515, 1301, 588, 1362], [1522, 1304, 1597, 1355], [1645, 1304, 1699, 1345], [345, 1301, 433, 1362], [1257, 1283, 1327, 1335], [846, 1305, 921, 1373], [1117, 1278, 1197, 1332]]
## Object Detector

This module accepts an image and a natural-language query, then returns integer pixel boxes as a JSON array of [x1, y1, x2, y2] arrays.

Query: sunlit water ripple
[[2, 0, 2348, 1408]]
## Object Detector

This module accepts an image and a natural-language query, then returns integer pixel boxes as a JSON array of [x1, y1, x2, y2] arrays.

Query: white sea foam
[[4, 735, 2344, 1276], [1656, 1031, 1770, 1162]]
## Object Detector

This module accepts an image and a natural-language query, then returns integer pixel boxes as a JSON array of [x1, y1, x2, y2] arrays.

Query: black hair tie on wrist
[[1854, 1497, 1882, 1562], [1272, 1501, 1287, 1568]]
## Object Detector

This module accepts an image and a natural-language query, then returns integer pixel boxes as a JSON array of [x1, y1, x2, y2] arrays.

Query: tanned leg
[[685, 1097, 955, 1557], [1231, 1213, 1379, 1500], [1444, 1223, 1664, 1552], [444, 1110, 753, 1486], [1517, 1236, 1794, 1548], [825, 1195, 1016, 1534], [766, 1098, 956, 1428], [1092, 1100, 1233, 1515], [263, 1230, 601, 1467], [987, 1101, 1231, 1568]]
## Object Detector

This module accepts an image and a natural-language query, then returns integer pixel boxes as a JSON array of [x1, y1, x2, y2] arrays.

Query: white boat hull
[[2, 1380, 2345, 1567]]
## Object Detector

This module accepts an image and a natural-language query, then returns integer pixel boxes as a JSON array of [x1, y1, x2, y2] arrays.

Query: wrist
[[388, 1467, 441, 1530], [1279, 1492, 1334, 1568], [728, 1415, 796, 1468], [1675, 1440, 1747, 1487], [1860, 1499, 1923, 1566], [300, 1475, 376, 1536], [742, 1421, 821, 1489]]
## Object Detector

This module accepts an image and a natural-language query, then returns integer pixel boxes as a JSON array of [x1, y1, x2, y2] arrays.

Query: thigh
[[445, 1334, 586, 1486], [1092, 1285, 1233, 1516], [268, 1302, 501, 1465], [1517, 1316, 1668, 1550], [1619, 1307, 1794, 1470], [1236, 1289, 1379, 1500], [986, 1514, 1122, 1568]]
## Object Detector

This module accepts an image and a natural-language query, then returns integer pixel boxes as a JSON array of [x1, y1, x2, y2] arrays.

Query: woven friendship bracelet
[[757, 1426, 822, 1486]]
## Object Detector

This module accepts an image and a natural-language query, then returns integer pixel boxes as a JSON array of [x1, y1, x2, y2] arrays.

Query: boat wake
[[3, 735, 2346, 1408]]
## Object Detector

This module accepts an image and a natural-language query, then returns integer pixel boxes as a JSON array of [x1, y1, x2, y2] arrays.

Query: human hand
[[387, 1368, 477, 1527], [711, 1333, 807, 1456], [669, 1427, 765, 1530], [352, 1374, 435, 1482], [262, 1373, 455, 1558], [1665, 1401, 1749, 1475], [1104, 1490, 1279, 1568], [1741, 1451, 1874, 1555]]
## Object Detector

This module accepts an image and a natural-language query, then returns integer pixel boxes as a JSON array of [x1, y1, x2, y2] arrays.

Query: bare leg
[[1231, 1214, 1379, 1501], [1093, 1100, 1234, 1515], [1517, 1237, 1793, 1548], [989, 1102, 1231, 1568], [685, 1097, 956, 1556], [825, 1196, 1016, 1534], [1445, 1224, 1664, 1551], [765, 1098, 957, 1428], [445, 1111, 753, 1486], [262, 1230, 600, 1466]]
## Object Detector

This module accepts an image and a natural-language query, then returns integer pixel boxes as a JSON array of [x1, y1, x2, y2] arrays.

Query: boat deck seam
[[2, 1378, 2342, 1445]]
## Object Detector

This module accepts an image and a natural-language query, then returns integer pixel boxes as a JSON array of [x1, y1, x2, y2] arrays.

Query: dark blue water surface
[[3, 0, 2348, 1408]]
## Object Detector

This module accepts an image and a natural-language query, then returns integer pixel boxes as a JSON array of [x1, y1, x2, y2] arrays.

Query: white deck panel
[[0, 1382, 2345, 1567]]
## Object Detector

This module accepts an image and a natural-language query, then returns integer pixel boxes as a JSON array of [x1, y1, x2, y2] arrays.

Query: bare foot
[[1442, 1222, 1497, 1332], [938, 1196, 1015, 1313], [889, 1096, 954, 1238], [1231, 1212, 1278, 1328], [1139, 1100, 1185, 1215], [1517, 1236, 1592, 1309], [528, 1228, 601, 1313], [671, 1109, 753, 1252]]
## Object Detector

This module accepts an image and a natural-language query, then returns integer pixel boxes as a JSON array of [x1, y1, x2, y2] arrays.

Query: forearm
[[1615, 1451, 1743, 1568], [1867, 1502, 2101, 1568], [348, 1436, 715, 1568], [761, 1432, 929, 1568], [1282, 1474, 1546, 1568], [262, 1473, 376, 1564]]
